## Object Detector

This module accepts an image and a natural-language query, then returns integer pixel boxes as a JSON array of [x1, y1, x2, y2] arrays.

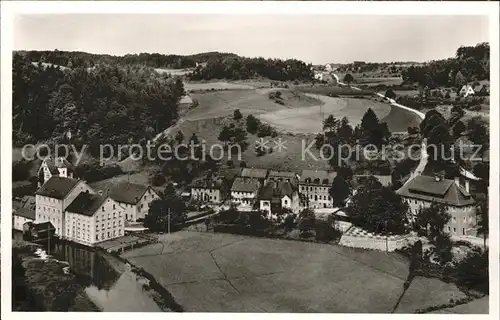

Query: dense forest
[[13, 52, 185, 149], [189, 56, 314, 81], [401, 42, 490, 87], [17, 50, 238, 70]]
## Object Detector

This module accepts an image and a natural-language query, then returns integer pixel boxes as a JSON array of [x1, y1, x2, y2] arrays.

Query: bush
[[151, 172, 166, 186], [455, 249, 488, 294], [233, 109, 242, 120], [239, 161, 247, 168], [75, 163, 123, 183]]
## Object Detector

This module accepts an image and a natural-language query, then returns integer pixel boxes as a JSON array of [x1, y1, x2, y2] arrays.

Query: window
[[462, 228, 466, 235], [96, 234, 99, 240], [453, 228, 456, 233], [102, 207, 105, 212], [113, 204, 116, 210]]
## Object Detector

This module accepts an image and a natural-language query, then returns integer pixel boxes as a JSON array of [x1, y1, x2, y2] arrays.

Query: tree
[[218, 125, 232, 146], [454, 70, 467, 88], [239, 161, 247, 168], [298, 208, 316, 238], [175, 130, 184, 144], [246, 115, 261, 134], [323, 115, 339, 132], [144, 198, 187, 232], [467, 117, 488, 147], [347, 178, 409, 235], [414, 202, 451, 238], [385, 88, 396, 99], [343, 73, 354, 85], [452, 120, 466, 139], [233, 109, 242, 120], [329, 175, 350, 207], [477, 200, 489, 249], [359, 108, 390, 147]]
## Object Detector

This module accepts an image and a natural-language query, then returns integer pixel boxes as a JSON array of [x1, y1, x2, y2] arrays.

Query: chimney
[[98, 190, 103, 196], [465, 180, 470, 193], [434, 175, 441, 182], [454, 177, 460, 187]]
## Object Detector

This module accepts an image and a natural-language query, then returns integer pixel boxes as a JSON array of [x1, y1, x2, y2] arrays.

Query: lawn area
[[184, 81, 255, 92], [354, 77, 403, 87], [258, 94, 391, 134], [187, 88, 322, 121], [154, 68, 193, 76], [121, 231, 481, 313], [121, 231, 408, 312]]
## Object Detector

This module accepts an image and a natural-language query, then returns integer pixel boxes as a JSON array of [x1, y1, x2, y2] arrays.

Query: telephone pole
[[168, 208, 171, 234]]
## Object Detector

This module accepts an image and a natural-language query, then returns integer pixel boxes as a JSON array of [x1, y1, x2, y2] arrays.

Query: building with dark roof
[[35, 176, 94, 236], [65, 191, 124, 246], [240, 168, 268, 180], [268, 170, 298, 182], [396, 175, 477, 236], [299, 170, 337, 209], [258, 180, 300, 216], [190, 177, 225, 204], [231, 177, 261, 211], [108, 182, 160, 222]]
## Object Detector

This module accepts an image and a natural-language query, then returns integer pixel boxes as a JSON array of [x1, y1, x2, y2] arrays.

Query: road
[[334, 74, 479, 181]]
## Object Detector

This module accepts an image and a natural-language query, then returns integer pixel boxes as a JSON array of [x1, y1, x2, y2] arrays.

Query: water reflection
[[46, 241, 162, 312]]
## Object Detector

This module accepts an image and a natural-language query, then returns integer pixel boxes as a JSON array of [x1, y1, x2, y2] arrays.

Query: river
[[25, 235, 163, 312]]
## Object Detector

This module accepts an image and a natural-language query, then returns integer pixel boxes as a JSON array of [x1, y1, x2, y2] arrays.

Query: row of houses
[[190, 167, 392, 217], [191, 166, 479, 237], [13, 158, 160, 246]]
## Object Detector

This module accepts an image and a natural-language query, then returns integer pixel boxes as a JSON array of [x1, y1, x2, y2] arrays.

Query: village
[[9, 13, 492, 314]]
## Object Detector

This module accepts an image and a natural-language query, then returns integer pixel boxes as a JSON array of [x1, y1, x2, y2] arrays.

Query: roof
[[353, 174, 392, 187], [40, 157, 75, 174], [396, 175, 475, 207], [191, 177, 223, 189], [215, 168, 242, 181], [15, 207, 36, 220], [36, 176, 80, 199], [179, 95, 193, 104], [33, 221, 55, 232], [66, 192, 108, 217], [240, 168, 268, 179], [268, 171, 297, 180], [109, 182, 151, 205], [259, 180, 297, 200], [231, 177, 261, 193], [299, 170, 337, 185]]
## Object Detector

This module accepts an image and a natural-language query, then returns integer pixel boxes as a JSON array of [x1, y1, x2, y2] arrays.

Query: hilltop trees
[[190, 56, 314, 81], [12, 53, 184, 147]]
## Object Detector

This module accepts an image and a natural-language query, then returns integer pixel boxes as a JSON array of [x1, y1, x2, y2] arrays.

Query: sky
[[14, 14, 489, 64]]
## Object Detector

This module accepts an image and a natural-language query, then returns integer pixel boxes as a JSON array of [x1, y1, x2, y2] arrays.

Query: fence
[[339, 227, 416, 252]]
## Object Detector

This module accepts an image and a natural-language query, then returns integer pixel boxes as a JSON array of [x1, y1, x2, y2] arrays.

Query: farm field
[[258, 94, 391, 134], [353, 77, 403, 87], [379, 103, 423, 133], [121, 231, 474, 313], [187, 88, 322, 121], [184, 81, 255, 92], [154, 68, 194, 76]]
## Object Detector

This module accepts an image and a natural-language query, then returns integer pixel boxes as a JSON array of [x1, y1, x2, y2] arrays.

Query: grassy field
[[380, 103, 423, 133], [185, 81, 255, 92], [295, 85, 373, 96], [154, 68, 193, 76], [353, 77, 403, 86], [121, 231, 472, 313], [258, 94, 391, 134], [187, 88, 322, 121]]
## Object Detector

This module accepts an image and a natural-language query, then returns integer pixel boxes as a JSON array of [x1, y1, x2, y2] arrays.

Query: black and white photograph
[[1, 0, 499, 316]]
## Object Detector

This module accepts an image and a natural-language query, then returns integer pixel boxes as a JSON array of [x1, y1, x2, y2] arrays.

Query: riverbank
[[12, 246, 100, 311]]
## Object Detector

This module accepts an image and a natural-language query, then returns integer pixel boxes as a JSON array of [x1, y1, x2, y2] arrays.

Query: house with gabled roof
[[65, 191, 125, 246], [190, 176, 225, 204], [38, 156, 75, 186], [230, 177, 261, 211], [240, 168, 268, 180], [108, 182, 160, 222], [13, 195, 36, 231], [258, 180, 300, 217], [396, 175, 477, 236], [35, 176, 94, 236]]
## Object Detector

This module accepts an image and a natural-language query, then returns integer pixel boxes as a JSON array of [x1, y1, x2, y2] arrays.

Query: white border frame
[[1, 1, 499, 320]]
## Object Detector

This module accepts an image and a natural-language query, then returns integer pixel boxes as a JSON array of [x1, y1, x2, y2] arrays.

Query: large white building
[[108, 182, 160, 222], [35, 176, 94, 236], [64, 191, 125, 246], [396, 175, 477, 236]]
